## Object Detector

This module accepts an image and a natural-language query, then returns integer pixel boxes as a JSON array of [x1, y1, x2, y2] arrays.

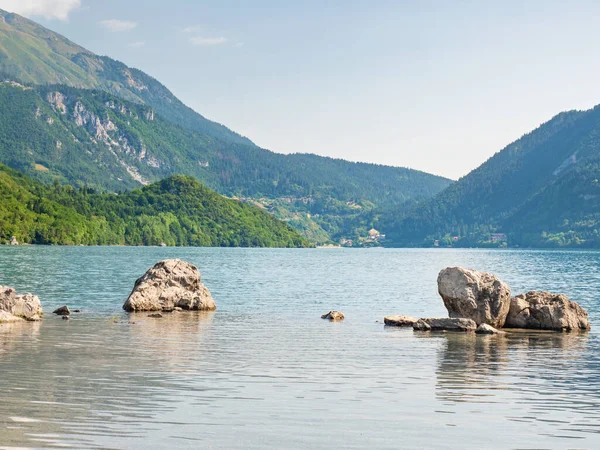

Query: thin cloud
[[182, 25, 201, 33], [0, 0, 80, 20], [100, 19, 138, 32], [128, 41, 145, 48], [189, 36, 228, 47], [234, 42, 245, 48]]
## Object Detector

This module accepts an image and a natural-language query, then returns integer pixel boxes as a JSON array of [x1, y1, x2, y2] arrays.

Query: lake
[[0, 247, 599, 449]]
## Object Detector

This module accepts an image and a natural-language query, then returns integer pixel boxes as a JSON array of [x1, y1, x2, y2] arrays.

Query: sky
[[2, 0, 600, 180]]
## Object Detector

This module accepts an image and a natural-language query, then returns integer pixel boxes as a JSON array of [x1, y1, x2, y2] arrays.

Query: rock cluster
[[0, 286, 43, 322], [123, 259, 216, 312], [394, 267, 590, 334]]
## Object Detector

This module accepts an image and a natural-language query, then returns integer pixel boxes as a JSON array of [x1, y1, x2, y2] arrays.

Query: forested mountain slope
[[380, 106, 600, 248], [0, 9, 252, 145], [0, 81, 451, 199], [0, 81, 451, 242], [0, 164, 309, 247]]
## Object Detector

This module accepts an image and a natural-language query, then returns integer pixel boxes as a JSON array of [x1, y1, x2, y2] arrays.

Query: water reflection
[[435, 330, 600, 439], [0, 320, 41, 359], [0, 314, 217, 449]]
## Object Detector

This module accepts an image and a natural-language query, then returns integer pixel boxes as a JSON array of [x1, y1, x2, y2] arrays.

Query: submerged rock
[[438, 267, 511, 328], [476, 323, 505, 335], [321, 311, 344, 321], [413, 318, 477, 332], [148, 313, 163, 318], [53, 306, 71, 316], [384, 315, 418, 327], [123, 259, 216, 312], [0, 286, 42, 321], [505, 291, 590, 331]]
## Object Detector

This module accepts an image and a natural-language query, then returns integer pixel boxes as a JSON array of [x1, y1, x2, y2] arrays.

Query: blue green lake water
[[0, 247, 599, 449]]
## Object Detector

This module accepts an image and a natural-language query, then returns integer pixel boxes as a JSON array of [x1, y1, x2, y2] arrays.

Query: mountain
[[0, 80, 452, 242], [0, 163, 309, 247], [0, 9, 453, 244], [380, 106, 600, 248], [0, 9, 252, 145]]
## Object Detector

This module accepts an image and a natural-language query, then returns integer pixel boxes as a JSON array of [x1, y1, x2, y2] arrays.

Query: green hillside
[[0, 164, 309, 247], [0, 9, 252, 145], [380, 106, 600, 248]]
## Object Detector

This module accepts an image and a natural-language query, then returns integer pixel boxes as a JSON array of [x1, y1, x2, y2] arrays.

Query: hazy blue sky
[[3, 0, 600, 179]]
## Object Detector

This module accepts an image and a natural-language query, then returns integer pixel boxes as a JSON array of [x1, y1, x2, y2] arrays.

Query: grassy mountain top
[[0, 163, 309, 247]]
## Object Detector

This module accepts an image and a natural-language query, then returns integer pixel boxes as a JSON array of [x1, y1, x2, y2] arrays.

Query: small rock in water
[[384, 315, 418, 327], [72, 309, 82, 313], [62, 316, 70, 321], [53, 306, 71, 316], [413, 318, 477, 332], [9, 236, 19, 245], [321, 311, 344, 321], [476, 323, 504, 335], [148, 313, 163, 318]]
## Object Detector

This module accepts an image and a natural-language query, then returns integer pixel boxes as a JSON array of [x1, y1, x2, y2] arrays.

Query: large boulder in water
[[123, 259, 216, 312], [437, 267, 511, 328], [0, 286, 43, 321], [505, 291, 590, 331]]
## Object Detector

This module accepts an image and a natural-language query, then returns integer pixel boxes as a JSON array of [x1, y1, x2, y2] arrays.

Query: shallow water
[[0, 247, 599, 449]]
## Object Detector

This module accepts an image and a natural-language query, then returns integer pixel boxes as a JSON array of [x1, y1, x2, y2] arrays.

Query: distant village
[[339, 228, 386, 247]]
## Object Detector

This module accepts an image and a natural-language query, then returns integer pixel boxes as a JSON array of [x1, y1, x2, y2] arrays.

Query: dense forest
[[379, 107, 600, 248], [0, 164, 309, 247]]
